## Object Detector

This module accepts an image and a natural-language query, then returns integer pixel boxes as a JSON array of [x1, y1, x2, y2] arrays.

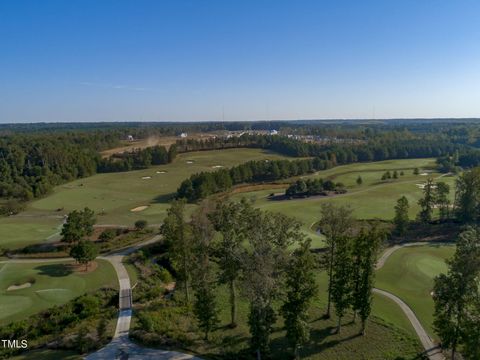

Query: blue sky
[[1, 0, 480, 122]]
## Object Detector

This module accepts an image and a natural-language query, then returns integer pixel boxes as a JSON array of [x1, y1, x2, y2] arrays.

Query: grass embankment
[[0, 259, 118, 324]]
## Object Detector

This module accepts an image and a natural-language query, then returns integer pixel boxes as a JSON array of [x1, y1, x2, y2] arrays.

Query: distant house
[[270, 129, 278, 135], [127, 135, 134, 141], [179, 132, 188, 138]]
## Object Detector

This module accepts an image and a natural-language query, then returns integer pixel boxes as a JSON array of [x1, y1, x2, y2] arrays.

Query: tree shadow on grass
[[35, 264, 73, 277], [152, 193, 176, 204]]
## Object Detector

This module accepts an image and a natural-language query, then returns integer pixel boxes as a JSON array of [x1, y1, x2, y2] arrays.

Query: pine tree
[[356, 176, 363, 185], [318, 203, 353, 318], [394, 196, 410, 235], [191, 203, 219, 340], [417, 178, 435, 223], [160, 199, 193, 304], [331, 234, 352, 333], [281, 240, 318, 359]]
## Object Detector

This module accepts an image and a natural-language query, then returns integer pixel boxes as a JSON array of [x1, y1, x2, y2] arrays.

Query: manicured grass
[[0, 215, 63, 250], [0, 148, 290, 250], [375, 244, 455, 339], [30, 148, 289, 225], [0, 259, 118, 324], [230, 158, 456, 248]]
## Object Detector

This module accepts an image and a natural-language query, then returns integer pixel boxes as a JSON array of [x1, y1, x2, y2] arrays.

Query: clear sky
[[1, 0, 480, 123]]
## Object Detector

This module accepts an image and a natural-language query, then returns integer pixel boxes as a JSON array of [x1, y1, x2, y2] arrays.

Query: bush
[[158, 267, 173, 283], [98, 229, 116, 242], [135, 220, 148, 230]]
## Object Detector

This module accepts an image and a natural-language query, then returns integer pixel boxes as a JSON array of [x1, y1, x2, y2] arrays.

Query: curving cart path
[[374, 242, 445, 360]]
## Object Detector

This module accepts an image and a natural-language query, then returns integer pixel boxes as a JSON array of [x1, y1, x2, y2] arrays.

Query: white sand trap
[[130, 205, 149, 212], [186, 161, 194, 164], [7, 282, 32, 291], [420, 173, 429, 176], [141, 176, 151, 180], [416, 183, 437, 189], [212, 165, 223, 168], [156, 171, 166, 174]]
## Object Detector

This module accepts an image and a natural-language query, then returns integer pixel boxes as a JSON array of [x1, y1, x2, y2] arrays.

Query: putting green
[[229, 158, 456, 248], [0, 259, 118, 324], [375, 245, 455, 339]]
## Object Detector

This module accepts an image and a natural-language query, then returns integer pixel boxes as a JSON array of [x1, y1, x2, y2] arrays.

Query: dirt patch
[[7, 282, 33, 291], [68, 261, 98, 274], [130, 205, 149, 212], [230, 183, 288, 195]]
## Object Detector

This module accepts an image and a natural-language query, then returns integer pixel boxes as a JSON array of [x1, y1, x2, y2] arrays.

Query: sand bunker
[[416, 183, 437, 189], [212, 165, 223, 168], [420, 173, 429, 176], [7, 282, 32, 291], [156, 171, 166, 174], [186, 161, 194, 164], [131, 205, 149, 212], [141, 176, 151, 180]]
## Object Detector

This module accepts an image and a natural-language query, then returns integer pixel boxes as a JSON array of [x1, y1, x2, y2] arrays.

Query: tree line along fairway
[[229, 158, 456, 248], [0, 148, 290, 251]]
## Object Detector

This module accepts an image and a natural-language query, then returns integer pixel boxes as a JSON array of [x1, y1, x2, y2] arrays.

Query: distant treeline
[[285, 178, 345, 198]]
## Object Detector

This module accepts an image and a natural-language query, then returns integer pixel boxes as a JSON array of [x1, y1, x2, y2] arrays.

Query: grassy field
[[10, 349, 81, 360], [230, 158, 456, 248], [0, 148, 290, 250], [375, 244, 455, 339], [0, 259, 118, 324]]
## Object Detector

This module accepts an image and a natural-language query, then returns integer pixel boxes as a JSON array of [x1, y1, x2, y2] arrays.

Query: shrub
[[135, 220, 148, 230], [98, 229, 116, 242]]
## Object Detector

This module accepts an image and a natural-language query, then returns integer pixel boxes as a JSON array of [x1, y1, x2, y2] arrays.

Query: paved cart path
[[374, 242, 445, 360]]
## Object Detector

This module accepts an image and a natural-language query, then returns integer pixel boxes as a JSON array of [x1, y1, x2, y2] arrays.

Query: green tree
[[393, 170, 398, 179], [455, 168, 480, 223], [351, 227, 383, 335], [160, 199, 193, 303], [394, 196, 410, 235], [70, 240, 98, 271], [281, 239, 318, 359], [209, 200, 248, 327], [413, 167, 420, 175], [191, 204, 219, 340], [97, 317, 108, 343], [318, 203, 354, 318], [417, 178, 435, 223], [435, 182, 450, 221], [356, 176, 363, 185], [61, 208, 95, 243], [433, 227, 480, 359], [98, 229, 115, 242], [244, 211, 302, 359], [331, 234, 352, 333]]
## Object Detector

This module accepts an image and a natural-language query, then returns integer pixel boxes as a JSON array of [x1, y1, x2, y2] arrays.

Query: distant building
[[270, 129, 278, 135], [179, 132, 188, 138], [127, 135, 134, 141]]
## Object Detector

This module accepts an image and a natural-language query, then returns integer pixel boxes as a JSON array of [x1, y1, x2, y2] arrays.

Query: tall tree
[[191, 203, 219, 340], [435, 182, 451, 221], [351, 226, 383, 335], [69, 240, 98, 271], [393, 196, 410, 236], [455, 168, 480, 223], [318, 203, 354, 318], [281, 239, 318, 359], [417, 177, 435, 223], [160, 199, 193, 304], [244, 211, 302, 360], [331, 234, 352, 333], [61, 207, 95, 243], [433, 227, 480, 359], [209, 200, 248, 327]]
